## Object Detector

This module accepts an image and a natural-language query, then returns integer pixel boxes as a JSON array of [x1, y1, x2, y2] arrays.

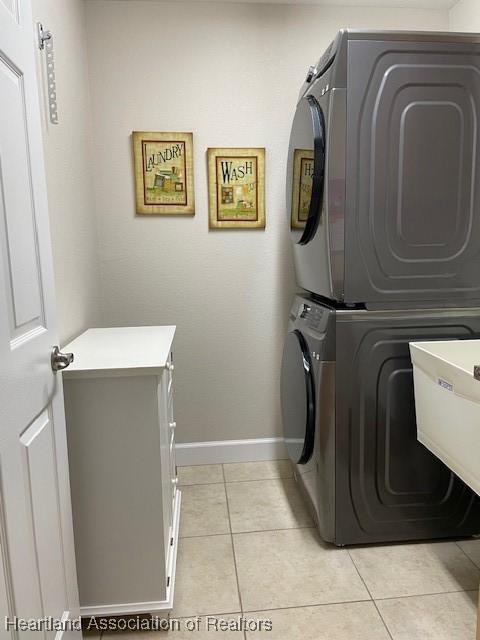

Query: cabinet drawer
[[166, 353, 174, 397], [170, 456, 177, 506], [169, 428, 177, 498], [169, 418, 176, 444]]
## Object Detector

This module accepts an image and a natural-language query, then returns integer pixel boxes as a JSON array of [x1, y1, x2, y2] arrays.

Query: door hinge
[[166, 576, 170, 587], [170, 537, 174, 546]]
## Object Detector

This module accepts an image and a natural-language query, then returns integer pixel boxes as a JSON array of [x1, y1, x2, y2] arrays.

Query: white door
[[0, 0, 80, 637]]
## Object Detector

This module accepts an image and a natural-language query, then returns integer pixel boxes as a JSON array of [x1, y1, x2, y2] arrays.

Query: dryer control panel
[[289, 296, 336, 362]]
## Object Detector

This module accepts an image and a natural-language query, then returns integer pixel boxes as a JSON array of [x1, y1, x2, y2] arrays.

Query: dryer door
[[286, 95, 326, 245], [281, 330, 315, 464]]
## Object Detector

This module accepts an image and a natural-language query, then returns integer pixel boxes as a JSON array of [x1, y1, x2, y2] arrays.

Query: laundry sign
[[207, 147, 265, 229], [132, 131, 195, 215]]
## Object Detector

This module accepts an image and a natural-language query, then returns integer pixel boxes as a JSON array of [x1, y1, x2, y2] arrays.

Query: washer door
[[286, 95, 326, 245], [281, 330, 315, 464]]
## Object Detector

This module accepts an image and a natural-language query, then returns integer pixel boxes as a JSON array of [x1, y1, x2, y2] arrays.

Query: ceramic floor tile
[[226, 478, 312, 533], [233, 528, 370, 611], [172, 534, 241, 618], [245, 602, 390, 640], [223, 460, 292, 483], [457, 538, 480, 568], [180, 483, 230, 537], [101, 614, 245, 639], [349, 542, 480, 599], [177, 464, 224, 486], [376, 591, 478, 640]]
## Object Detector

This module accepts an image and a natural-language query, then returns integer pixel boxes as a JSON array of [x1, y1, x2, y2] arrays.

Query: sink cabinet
[[62, 326, 180, 617]]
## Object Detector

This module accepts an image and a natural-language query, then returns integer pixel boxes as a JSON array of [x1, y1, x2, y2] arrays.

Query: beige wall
[[85, 1, 448, 444], [450, 0, 480, 31], [32, 0, 101, 345]]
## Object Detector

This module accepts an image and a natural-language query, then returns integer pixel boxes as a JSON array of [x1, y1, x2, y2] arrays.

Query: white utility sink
[[410, 339, 480, 497]]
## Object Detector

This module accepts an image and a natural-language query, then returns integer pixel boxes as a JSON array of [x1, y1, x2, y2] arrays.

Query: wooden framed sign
[[290, 148, 313, 229], [207, 147, 265, 229], [132, 131, 195, 215]]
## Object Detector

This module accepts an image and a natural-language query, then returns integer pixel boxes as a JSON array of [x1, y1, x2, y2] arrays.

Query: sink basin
[[410, 339, 480, 497]]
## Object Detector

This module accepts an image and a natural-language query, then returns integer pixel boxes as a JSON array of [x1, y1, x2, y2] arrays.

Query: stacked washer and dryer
[[281, 29, 480, 546]]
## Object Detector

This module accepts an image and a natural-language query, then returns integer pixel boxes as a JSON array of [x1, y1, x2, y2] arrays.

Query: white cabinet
[[62, 326, 181, 617]]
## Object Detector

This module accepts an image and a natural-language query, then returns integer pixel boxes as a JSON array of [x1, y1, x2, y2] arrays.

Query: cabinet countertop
[[62, 326, 176, 378]]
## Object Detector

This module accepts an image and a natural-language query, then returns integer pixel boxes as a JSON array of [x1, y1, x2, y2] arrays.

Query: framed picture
[[132, 131, 195, 215], [207, 147, 265, 229], [290, 148, 313, 229]]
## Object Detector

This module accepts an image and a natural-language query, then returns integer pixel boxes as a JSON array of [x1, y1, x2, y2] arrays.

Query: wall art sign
[[207, 147, 265, 229], [132, 131, 195, 215], [290, 148, 313, 229]]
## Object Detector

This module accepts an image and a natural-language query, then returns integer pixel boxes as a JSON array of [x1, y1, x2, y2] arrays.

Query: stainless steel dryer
[[287, 30, 480, 305], [281, 295, 480, 545]]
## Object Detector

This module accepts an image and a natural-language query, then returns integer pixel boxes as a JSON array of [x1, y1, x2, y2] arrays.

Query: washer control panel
[[297, 301, 325, 331]]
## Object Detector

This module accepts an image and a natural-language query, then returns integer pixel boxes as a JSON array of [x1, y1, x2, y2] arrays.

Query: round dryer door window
[[280, 330, 315, 465], [286, 95, 326, 245]]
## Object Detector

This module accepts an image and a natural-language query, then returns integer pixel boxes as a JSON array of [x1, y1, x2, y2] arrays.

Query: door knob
[[51, 346, 74, 372]]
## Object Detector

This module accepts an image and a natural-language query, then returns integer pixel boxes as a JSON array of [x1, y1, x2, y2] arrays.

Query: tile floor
[[98, 460, 480, 640]]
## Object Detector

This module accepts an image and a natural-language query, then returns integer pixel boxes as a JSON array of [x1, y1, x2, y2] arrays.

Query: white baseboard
[[175, 437, 287, 466]]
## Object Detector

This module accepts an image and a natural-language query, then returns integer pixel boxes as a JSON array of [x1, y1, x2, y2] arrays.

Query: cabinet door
[[167, 353, 178, 511], [169, 403, 177, 510], [157, 372, 173, 566]]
